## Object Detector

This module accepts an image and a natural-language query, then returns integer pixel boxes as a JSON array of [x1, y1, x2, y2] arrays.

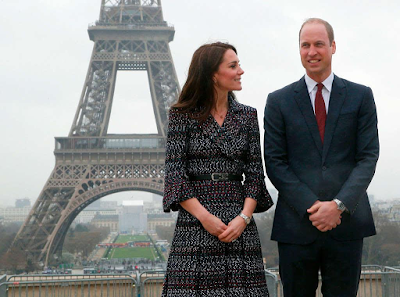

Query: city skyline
[[1, 0, 399, 207]]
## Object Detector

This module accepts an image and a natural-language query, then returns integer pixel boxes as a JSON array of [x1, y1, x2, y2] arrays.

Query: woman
[[162, 42, 273, 296]]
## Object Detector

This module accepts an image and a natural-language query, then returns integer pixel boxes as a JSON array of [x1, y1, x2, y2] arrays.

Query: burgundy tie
[[315, 83, 326, 143]]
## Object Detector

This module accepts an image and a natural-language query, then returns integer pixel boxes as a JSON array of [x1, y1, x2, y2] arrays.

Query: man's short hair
[[299, 18, 335, 45]]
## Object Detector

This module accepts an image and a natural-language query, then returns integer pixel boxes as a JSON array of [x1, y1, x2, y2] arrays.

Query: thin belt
[[188, 173, 243, 182]]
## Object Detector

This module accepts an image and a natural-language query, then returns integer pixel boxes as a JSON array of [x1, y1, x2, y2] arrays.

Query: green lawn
[[115, 234, 150, 243], [108, 247, 157, 260]]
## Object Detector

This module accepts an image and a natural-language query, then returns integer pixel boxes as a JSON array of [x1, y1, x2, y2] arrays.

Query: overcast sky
[[1, 0, 399, 207]]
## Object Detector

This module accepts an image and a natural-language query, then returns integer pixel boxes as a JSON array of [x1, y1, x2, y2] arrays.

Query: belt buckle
[[211, 173, 229, 181]]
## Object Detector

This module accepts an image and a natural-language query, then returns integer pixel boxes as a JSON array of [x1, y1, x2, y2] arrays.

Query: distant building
[[144, 201, 163, 214], [119, 200, 147, 233], [74, 209, 119, 224], [147, 213, 175, 232], [15, 198, 31, 208], [100, 201, 118, 208], [91, 214, 119, 232], [0, 205, 31, 224]]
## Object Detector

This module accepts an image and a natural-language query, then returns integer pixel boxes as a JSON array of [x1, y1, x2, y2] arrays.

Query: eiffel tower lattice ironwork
[[12, 0, 179, 266]]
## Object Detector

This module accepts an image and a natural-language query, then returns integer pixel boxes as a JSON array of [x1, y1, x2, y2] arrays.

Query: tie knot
[[317, 83, 324, 92]]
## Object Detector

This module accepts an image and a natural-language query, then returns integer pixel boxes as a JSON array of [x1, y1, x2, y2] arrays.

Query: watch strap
[[239, 213, 251, 224], [333, 199, 347, 212]]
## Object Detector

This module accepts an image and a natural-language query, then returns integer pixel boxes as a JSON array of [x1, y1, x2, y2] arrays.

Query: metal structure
[[11, 0, 179, 266], [1, 275, 137, 297]]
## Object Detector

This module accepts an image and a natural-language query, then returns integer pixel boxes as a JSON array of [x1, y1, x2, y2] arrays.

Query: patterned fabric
[[162, 97, 273, 296]]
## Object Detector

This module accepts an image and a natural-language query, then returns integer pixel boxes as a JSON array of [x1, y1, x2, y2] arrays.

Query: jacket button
[[322, 166, 327, 171]]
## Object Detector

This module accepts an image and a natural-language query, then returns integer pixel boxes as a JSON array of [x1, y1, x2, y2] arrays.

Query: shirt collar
[[305, 72, 334, 93]]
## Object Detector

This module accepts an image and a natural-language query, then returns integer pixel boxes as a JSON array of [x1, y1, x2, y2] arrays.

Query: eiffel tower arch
[[12, 0, 179, 266]]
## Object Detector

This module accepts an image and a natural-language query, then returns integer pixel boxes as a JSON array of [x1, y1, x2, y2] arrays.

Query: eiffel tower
[[12, 0, 179, 266]]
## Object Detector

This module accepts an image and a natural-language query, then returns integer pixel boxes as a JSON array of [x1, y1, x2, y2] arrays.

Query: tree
[[156, 224, 175, 243], [62, 252, 75, 264], [25, 258, 40, 273], [0, 223, 19, 257], [63, 224, 109, 260], [363, 211, 400, 266], [75, 224, 89, 232], [0, 247, 27, 274]]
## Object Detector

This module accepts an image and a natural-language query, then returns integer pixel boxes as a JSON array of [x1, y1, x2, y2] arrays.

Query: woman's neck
[[213, 91, 229, 112]]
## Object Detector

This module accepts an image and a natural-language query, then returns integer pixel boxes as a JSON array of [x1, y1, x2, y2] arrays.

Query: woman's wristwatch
[[239, 212, 251, 224]]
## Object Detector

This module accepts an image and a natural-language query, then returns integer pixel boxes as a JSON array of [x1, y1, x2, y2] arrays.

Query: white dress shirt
[[305, 72, 334, 114]]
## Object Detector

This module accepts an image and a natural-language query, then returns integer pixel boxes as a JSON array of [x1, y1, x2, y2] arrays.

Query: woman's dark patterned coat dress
[[162, 97, 273, 296]]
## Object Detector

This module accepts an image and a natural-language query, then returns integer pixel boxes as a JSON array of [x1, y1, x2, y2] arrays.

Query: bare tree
[[0, 247, 27, 274]]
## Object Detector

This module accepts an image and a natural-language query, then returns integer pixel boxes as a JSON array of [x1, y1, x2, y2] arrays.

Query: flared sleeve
[[243, 109, 274, 213], [163, 108, 195, 212]]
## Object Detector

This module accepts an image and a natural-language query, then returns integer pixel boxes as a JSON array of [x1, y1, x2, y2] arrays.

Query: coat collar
[[294, 75, 346, 158], [200, 95, 246, 160]]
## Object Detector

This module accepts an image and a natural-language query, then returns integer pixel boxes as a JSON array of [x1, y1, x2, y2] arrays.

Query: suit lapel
[[294, 77, 323, 155], [322, 75, 346, 163]]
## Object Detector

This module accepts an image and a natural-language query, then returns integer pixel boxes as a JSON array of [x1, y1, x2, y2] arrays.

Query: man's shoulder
[[270, 80, 301, 95], [267, 77, 305, 104], [334, 75, 371, 91]]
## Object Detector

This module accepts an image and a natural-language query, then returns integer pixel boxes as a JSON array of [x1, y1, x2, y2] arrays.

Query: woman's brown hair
[[172, 42, 237, 123]]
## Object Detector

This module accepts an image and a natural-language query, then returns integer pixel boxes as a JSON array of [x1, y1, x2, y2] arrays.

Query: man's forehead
[[300, 26, 328, 40], [301, 23, 326, 35]]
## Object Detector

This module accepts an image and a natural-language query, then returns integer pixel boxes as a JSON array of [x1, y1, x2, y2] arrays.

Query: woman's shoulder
[[231, 100, 257, 116], [168, 107, 200, 118], [167, 107, 200, 130]]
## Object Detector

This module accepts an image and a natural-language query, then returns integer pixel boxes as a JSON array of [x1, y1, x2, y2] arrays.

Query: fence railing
[[6, 273, 135, 282], [1, 266, 399, 297], [0, 276, 137, 297], [139, 271, 164, 297], [55, 136, 166, 152], [0, 275, 7, 297], [266, 265, 400, 297]]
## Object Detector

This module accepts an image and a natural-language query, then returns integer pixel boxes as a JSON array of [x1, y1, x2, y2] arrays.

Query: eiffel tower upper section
[[69, 0, 179, 138]]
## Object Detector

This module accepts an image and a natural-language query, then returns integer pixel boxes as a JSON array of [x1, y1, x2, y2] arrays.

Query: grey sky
[[1, 0, 399, 206]]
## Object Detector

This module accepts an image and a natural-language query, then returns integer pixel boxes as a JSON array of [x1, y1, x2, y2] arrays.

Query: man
[[264, 18, 379, 297]]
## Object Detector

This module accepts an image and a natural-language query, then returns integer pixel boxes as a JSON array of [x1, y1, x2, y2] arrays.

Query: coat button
[[322, 166, 327, 171]]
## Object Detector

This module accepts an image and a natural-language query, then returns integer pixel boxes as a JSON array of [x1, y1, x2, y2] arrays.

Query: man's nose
[[308, 45, 317, 56]]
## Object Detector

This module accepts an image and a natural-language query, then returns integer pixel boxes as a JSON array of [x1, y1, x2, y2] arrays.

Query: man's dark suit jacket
[[264, 75, 379, 245]]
